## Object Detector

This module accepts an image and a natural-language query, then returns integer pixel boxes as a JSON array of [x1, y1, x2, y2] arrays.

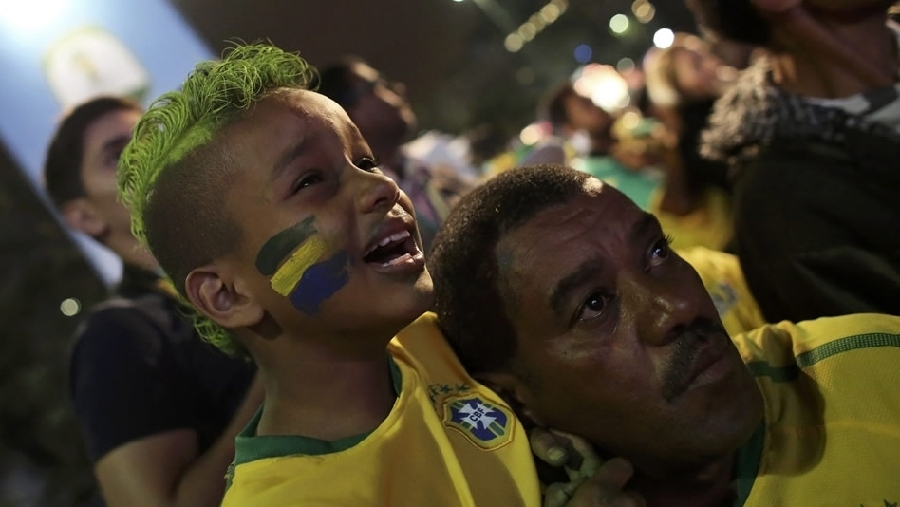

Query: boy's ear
[[61, 198, 107, 238], [185, 264, 264, 331], [475, 371, 546, 429]]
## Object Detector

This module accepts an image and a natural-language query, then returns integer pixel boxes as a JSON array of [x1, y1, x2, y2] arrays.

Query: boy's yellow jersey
[[222, 312, 541, 507], [733, 313, 900, 506]]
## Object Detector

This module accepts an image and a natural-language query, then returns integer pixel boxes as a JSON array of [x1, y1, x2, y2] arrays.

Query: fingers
[[586, 458, 634, 491], [543, 480, 584, 507], [568, 459, 644, 507], [549, 429, 601, 478], [531, 427, 570, 467]]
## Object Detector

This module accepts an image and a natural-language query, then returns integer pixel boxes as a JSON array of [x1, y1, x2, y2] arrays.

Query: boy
[[117, 44, 540, 505]]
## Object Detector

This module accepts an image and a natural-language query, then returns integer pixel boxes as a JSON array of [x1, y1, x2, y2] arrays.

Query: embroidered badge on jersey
[[442, 394, 513, 450], [710, 281, 738, 316]]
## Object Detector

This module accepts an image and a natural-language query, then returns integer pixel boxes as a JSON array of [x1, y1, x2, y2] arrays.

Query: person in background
[[690, 0, 900, 322], [316, 57, 475, 254], [643, 34, 736, 251], [44, 96, 261, 507], [538, 81, 664, 212]]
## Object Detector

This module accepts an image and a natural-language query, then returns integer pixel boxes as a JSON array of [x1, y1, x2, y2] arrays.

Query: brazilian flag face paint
[[255, 216, 349, 315]]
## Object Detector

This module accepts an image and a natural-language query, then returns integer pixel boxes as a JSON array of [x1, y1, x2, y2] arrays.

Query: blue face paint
[[288, 250, 350, 315]]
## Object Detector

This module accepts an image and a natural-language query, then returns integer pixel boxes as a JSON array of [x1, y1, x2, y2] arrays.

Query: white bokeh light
[[653, 28, 675, 48]]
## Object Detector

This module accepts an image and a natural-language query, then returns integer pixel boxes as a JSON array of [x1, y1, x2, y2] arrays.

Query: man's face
[[496, 181, 762, 472], [343, 63, 417, 149], [79, 108, 142, 239], [222, 89, 432, 342]]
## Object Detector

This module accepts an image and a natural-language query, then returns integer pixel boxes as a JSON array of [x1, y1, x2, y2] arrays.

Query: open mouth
[[363, 229, 421, 267]]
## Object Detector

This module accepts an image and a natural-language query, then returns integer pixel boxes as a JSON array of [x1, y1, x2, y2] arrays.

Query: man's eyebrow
[[550, 258, 606, 316], [630, 213, 663, 243], [271, 137, 310, 181]]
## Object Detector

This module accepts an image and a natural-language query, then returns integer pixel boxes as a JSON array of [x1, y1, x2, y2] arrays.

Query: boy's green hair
[[117, 43, 316, 354]]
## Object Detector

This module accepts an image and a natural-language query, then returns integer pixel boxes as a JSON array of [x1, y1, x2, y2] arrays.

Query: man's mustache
[[661, 318, 729, 402]]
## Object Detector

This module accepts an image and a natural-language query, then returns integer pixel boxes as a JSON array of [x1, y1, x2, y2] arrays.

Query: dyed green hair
[[118, 44, 316, 355]]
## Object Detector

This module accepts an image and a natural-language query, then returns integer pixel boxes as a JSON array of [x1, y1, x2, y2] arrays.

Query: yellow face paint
[[269, 234, 330, 296]]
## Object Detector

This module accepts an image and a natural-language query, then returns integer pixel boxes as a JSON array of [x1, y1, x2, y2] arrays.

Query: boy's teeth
[[382, 253, 413, 267], [377, 230, 410, 247]]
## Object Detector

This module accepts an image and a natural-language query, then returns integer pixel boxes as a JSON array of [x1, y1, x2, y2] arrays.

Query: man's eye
[[355, 157, 380, 172], [291, 172, 324, 193], [649, 235, 673, 267], [577, 292, 609, 323]]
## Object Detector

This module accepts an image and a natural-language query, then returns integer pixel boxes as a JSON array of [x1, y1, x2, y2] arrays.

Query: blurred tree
[[0, 144, 106, 506]]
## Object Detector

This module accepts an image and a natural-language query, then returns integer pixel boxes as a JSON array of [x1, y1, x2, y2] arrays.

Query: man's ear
[[61, 198, 107, 238], [476, 371, 546, 429], [185, 264, 264, 331]]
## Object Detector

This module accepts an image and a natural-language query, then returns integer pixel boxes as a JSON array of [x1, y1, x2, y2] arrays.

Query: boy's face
[[219, 89, 432, 342]]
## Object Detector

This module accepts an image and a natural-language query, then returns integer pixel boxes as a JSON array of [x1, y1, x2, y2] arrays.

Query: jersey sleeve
[[679, 247, 767, 337], [70, 307, 196, 462]]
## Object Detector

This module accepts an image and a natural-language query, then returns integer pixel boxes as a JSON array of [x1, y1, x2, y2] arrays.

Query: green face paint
[[255, 215, 317, 276]]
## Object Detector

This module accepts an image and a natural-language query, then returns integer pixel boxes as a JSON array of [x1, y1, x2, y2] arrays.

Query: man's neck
[[772, 12, 895, 98], [256, 339, 398, 441], [630, 455, 737, 507]]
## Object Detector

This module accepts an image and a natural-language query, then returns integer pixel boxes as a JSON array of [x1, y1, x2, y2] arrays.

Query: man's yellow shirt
[[733, 313, 900, 506], [222, 313, 541, 506]]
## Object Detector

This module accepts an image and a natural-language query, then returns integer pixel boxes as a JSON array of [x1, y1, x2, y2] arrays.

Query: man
[[691, 0, 900, 322], [316, 57, 474, 253], [430, 165, 900, 506], [44, 96, 261, 507]]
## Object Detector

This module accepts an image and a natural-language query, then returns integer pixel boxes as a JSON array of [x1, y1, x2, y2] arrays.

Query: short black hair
[[688, 0, 771, 46], [315, 56, 368, 108], [540, 82, 578, 128], [431, 165, 590, 374], [44, 96, 141, 209]]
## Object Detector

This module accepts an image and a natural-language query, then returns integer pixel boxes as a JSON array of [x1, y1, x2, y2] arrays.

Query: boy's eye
[[291, 172, 325, 193], [355, 156, 380, 172]]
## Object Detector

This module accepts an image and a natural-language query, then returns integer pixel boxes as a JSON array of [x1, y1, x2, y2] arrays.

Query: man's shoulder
[[736, 313, 900, 367], [71, 292, 197, 374]]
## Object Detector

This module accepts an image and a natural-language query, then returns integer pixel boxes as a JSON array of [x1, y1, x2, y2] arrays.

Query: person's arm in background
[[71, 309, 264, 507], [93, 374, 263, 507]]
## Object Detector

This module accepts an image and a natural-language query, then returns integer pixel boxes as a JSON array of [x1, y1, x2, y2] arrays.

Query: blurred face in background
[[342, 63, 417, 153], [671, 46, 728, 102]]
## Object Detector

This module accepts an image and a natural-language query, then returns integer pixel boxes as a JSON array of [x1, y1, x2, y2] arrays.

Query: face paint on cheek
[[256, 217, 350, 315], [287, 250, 350, 314], [255, 216, 318, 277]]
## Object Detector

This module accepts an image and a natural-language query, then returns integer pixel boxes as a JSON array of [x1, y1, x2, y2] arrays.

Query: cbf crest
[[442, 394, 513, 450]]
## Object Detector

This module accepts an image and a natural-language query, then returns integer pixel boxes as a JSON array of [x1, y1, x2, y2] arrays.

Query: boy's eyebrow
[[271, 137, 310, 180]]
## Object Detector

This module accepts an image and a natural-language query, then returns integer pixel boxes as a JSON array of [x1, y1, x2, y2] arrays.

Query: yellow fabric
[[680, 247, 766, 337], [733, 313, 900, 506], [222, 313, 541, 507], [650, 187, 734, 252]]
